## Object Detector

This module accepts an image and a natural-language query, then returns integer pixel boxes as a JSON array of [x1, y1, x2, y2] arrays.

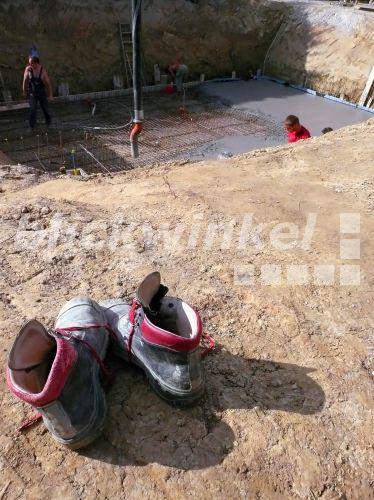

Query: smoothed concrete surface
[[188, 79, 372, 160], [200, 80, 373, 137], [187, 134, 283, 162]]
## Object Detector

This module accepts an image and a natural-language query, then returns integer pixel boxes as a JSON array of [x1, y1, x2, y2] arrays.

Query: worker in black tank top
[[23, 56, 53, 130]]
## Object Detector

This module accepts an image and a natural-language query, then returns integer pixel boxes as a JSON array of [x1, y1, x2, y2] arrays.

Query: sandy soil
[[0, 119, 373, 499]]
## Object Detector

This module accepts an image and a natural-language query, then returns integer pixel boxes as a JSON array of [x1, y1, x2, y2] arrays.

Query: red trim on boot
[[7, 338, 77, 408], [141, 307, 202, 353]]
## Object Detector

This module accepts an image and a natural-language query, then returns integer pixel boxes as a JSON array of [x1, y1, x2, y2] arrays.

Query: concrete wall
[[0, 0, 373, 104]]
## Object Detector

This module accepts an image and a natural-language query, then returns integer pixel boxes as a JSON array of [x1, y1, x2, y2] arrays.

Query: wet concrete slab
[[186, 134, 282, 162], [188, 79, 373, 160], [200, 79, 372, 137]]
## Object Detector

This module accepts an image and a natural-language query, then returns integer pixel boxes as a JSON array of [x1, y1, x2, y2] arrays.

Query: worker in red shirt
[[285, 115, 311, 143]]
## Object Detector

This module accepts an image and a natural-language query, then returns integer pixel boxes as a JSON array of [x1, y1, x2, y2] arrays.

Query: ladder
[[119, 22, 133, 88], [119, 22, 147, 89]]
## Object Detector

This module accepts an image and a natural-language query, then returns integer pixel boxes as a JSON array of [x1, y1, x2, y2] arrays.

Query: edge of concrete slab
[[0, 79, 219, 113]]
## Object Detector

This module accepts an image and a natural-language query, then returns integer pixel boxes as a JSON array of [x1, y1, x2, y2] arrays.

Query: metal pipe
[[34, 152, 47, 172], [130, 0, 144, 158], [79, 144, 111, 174], [45, 132, 50, 165], [36, 135, 40, 158]]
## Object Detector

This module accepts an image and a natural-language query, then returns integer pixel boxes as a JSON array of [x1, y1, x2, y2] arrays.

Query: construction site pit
[[1, 79, 372, 175]]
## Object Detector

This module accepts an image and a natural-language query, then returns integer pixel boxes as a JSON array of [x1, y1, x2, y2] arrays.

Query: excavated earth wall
[[0, 0, 373, 104]]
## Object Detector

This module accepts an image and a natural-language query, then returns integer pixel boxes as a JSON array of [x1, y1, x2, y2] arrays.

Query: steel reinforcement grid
[[0, 92, 284, 174]]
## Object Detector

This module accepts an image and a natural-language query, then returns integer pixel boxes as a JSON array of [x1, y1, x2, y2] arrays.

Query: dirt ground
[[0, 119, 373, 499]]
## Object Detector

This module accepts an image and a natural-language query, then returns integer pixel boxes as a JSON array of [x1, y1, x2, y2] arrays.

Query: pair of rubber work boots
[[7, 272, 211, 449]]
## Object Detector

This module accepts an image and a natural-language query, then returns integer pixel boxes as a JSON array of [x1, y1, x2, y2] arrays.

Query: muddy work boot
[[101, 272, 208, 406], [7, 298, 109, 449]]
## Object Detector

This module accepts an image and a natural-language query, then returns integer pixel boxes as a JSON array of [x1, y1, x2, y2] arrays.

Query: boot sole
[[131, 355, 205, 407], [147, 372, 205, 407]]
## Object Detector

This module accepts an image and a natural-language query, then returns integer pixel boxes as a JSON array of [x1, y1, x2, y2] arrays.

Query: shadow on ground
[[82, 346, 325, 470]]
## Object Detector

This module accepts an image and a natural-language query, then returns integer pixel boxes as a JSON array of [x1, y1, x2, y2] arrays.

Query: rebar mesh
[[0, 92, 284, 174]]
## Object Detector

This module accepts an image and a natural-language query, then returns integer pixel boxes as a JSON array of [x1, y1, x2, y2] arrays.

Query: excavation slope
[[0, 120, 373, 498]]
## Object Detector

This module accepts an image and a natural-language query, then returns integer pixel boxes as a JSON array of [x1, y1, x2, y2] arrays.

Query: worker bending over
[[167, 62, 189, 92]]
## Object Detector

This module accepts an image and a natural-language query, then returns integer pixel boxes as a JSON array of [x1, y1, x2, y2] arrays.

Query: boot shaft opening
[[8, 320, 56, 394], [150, 298, 196, 339]]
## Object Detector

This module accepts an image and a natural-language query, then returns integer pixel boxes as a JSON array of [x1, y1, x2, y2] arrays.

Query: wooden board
[[359, 65, 374, 106]]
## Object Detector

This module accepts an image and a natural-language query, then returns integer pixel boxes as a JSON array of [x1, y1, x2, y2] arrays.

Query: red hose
[[130, 122, 143, 142]]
